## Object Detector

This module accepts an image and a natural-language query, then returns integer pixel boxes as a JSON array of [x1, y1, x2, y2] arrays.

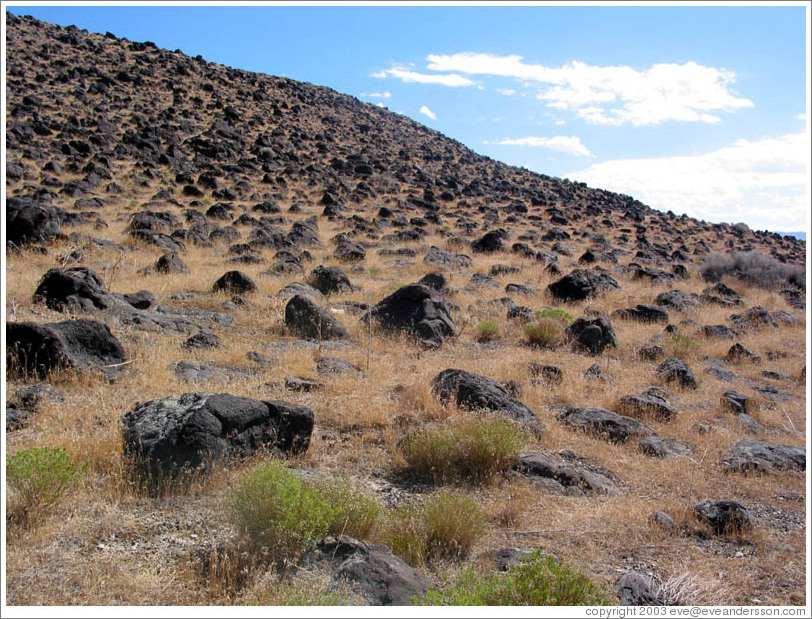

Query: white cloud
[[424, 53, 753, 126], [361, 91, 391, 98], [419, 105, 437, 120], [372, 67, 475, 87], [567, 132, 808, 230], [496, 135, 594, 158], [496, 88, 516, 96]]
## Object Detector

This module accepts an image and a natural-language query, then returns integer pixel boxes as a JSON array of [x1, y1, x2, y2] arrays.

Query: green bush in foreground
[[523, 317, 564, 348], [415, 550, 612, 606], [6, 446, 87, 526], [535, 308, 574, 323], [227, 461, 335, 562], [401, 416, 527, 483], [476, 319, 501, 342]]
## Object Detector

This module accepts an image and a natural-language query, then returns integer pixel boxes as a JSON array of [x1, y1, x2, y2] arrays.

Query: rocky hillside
[[5, 13, 807, 608]]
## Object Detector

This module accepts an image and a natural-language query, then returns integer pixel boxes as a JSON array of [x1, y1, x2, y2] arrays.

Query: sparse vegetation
[[535, 308, 574, 323], [523, 317, 564, 348], [701, 251, 805, 290], [6, 447, 87, 528], [415, 550, 612, 606], [476, 319, 501, 342], [400, 416, 527, 483]]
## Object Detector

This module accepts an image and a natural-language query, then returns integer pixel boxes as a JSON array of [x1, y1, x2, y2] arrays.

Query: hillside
[[4, 13, 808, 608]]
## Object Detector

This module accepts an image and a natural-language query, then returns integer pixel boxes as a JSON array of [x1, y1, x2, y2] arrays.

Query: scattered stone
[[528, 363, 563, 386], [33, 267, 113, 312], [305, 535, 432, 606], [183, 331, 222, 349], [512, 450, 618, 496], [6, 403, 34, 432], [726, 343, 760, 364], [638, 345, 665, 362], [654, 289, 701, 313], [613, 305, 669, 324], [702, 325, 739, 339], [277, 282, 325, 302], [316, 357, 361, 376], [640, 436, 692, 458], [285, 376, 325, 392], [212, 270, 257, 295], [650, 510, 679, 533], [557, 406, 655, 444], [694, 500, 753, 535], [155, 252, 189, 274], [547, 269, 621, 301], [7, 319, 126, 379], [308, 265, 355, 295], [656, 358, 697, 389], [615, 572, 662, 606], [721, 390, 750, 415], [122, 392, 314, 483], [417, 271, 447, 292], [583, 363, 612, 381], [369, 284, 456, 348], [15, 383, 65, 411], [431, 368, 544, 433], [565, 316, 618, 355], [722, 439, 805, 474], [424, 245, 472, 270], [285, 294, 348, 340], [616, 389, 677, 422]]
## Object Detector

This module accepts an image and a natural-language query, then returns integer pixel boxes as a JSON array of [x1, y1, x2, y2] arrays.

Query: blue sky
[[4, 2, 810, 233]]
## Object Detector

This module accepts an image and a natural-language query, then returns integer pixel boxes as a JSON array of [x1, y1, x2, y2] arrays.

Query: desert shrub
[[422, 492, 488, 561], [226, 461, 335, 563], [400, 416, 527, 483], [6, 447, 87, 527], [250, 576, 363, 606], [523, 317, 563, 348], [476, 319, 500, 342], [380, 492, 488, 567], [415, 550, 612, 606], [701, 251, 805, 291], [315, 479, 384, 541], [535, 308, 573, 323]]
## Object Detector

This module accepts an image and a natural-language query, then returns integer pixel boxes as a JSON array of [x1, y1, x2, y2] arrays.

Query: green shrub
[[380, 492, 488, 567], [523, 317, 563, 348], [6, 447, 87, 527], [422, 492, 488, 561], [401, 416, 527, 483], [416, 550, 612, 606], [534, 308, 574, 323], [315, 479, 385, 541], [476, 319, 500, 342], [226, 461, 336, 563]]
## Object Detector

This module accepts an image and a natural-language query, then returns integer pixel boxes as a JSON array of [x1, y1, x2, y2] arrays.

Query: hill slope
[[4, 14, 807, 608]]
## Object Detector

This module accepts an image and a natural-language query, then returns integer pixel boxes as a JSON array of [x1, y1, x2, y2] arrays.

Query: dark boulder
[[285, 294, 348, 340], [721, 390, 750, 415], [431, 368, 543, 432], [308, 265, 355, 295], [638, 345, 665, 362], [694, 500, 753, 535], [334, 239, 366, 262], [565, 316, 617, 355], [547, 269, 620, 301], [557, 406, 655, 444], [212, 270, 257, 295], [722, 439, 805, 474], [656, 357, 697, 389], [471, 229, 508, 253], [277, 282, 325, 302], [616, 389, 677, 422], [122, 392, 314, 483], [702, 324, 739, 339], [155, 252, 189, 274], [305, 535, 432, 606], [512, 451, 618, 496], [615, 572, 662, 606], [726, 343, 760, 364], [528, 363, 563, 386], [417, 271, 447, 292], [654, 289, 701, 313], [6, 196, 62, 245], [612, 305, 669, 324], [34, 267, 112, 312], [122, 290, 156, 310], [424, 245, 472, 270], [370, 284, 456, 348], [7, 319, 126, 379]]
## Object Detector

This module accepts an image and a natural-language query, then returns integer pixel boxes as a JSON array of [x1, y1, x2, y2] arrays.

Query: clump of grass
[[415, 550, 612, 606], [535, 308, 573, 323], [523, 317, 564, 348], [315, 478, 385, 541], [226, 461, 335, 564], [6, 446, 88, 528], [400, 416, 527, 483], [380, 491, 488, 567], [476, 319, 501, 342]]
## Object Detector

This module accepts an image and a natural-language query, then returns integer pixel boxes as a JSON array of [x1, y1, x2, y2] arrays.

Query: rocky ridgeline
[[4, 13, 807, 607]]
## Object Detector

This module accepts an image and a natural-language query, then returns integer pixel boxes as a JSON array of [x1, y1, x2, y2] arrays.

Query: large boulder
[[616, 388, 677, 422], [121, 392, 314, 482], [34, 267, 113, 312], [557, 406, 655, 444], [212, 270, 257, 294], [305, 535, 432, 606], [547, 269, 620, 301], [285, 294, 348, 340], [565, 316, 618, 355], [6, 196, 62, 245], [6, 319, 126, 379], [654, 289, 701, 313], [431, 368, 544, 432], [512, 451, 618, 496], [369, 284, 456, 348], [722, 439, 805, 474], [612, 304, 669, 324], [471, 229, 508, 253]]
